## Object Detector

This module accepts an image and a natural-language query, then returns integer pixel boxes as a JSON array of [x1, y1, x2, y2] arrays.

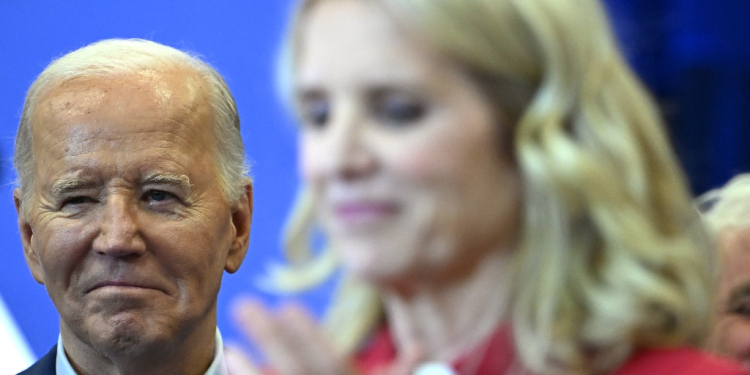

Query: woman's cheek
[[387, 144, 455, 182], [299, 138, 324, 184]]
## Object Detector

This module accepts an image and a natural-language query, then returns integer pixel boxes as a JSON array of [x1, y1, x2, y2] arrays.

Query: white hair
[[697, 174, 750, 234], [14, 38, 249, 217]]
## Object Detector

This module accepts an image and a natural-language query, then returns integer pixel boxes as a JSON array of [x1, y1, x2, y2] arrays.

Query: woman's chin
[[341, 254, 410, 286]]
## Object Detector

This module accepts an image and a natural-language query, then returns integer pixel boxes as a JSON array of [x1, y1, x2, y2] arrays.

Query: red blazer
[[355, 325, 747, 375]]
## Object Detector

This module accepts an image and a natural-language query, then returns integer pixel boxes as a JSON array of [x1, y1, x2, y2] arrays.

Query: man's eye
[[145, 190, 174, 202], [299, 98, 330, 129], [373, 95, 426, 125], [63, 196, 95, 206]]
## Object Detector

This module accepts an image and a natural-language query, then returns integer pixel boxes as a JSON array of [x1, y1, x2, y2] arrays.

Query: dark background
[[0, 0, 747, 367], [607, 0, 750, 193]]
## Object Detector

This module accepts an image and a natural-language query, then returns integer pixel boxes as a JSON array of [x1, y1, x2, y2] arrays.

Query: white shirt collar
[[56, 328, 228, 375]]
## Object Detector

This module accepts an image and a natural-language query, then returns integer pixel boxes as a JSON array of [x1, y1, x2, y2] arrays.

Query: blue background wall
[[0, 0, 748, 370]]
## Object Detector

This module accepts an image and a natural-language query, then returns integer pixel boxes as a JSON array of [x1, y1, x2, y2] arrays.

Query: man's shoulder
[[17, 345, 56, 375]]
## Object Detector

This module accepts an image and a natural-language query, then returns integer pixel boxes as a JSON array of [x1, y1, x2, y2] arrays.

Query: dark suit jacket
[[17, 345, 56, 375]]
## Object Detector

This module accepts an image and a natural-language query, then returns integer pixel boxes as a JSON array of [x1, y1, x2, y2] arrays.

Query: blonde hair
[[272, 0, 713, 374], [15, 38, 249, 218], [697, 174, 750, 235]]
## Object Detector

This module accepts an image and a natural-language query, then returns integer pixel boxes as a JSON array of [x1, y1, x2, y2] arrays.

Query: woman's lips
[[333, 200, 399, 228]]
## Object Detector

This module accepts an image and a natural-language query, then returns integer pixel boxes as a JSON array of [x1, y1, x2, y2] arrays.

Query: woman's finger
[[233, 299, 308, 375], [275, 303, 353, 374], [233, 298, 358, 375], [225, 345, 262, 375]]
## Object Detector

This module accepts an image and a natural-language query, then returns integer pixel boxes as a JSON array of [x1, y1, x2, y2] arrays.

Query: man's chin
[[86, 312, 168, 356]]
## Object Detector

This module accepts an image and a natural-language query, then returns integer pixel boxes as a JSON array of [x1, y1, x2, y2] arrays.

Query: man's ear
[[225, 183, 253, 274], [13, 188, 44, 285]]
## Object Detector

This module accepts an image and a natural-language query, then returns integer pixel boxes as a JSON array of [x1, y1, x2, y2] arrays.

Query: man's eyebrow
[[50, 177, 98, 198], [141, 173, 192, 192], [727, 281, 750, 308]]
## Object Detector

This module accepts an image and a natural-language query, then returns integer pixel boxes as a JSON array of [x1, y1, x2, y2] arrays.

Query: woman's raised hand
[[226, 298, 422, 375]]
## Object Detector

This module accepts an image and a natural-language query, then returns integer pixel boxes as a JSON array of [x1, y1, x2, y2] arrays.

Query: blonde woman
[[698, 174, 750, 369], [227, 0, 746, 374]]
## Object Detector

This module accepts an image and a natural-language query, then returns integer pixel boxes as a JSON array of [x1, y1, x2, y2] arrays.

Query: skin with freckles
[[14, 68, 252, 375], [708, 226, 750, 369]]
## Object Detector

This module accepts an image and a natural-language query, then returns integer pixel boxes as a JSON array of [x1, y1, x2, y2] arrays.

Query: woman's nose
[[310, 106, 377, 181]]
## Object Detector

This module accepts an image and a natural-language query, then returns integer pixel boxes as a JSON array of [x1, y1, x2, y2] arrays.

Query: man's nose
[[92, 195, 146, 258]]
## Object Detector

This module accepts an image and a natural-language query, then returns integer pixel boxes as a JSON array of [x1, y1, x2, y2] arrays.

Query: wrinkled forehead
[[717, 227, 750, 303], [718, 226, 750, 269], [26, 69, 216, 172], [33, 68, 209, 131]]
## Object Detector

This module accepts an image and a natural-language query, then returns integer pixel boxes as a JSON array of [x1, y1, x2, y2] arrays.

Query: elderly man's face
[[15, 70, 251, 362], [709, 226, 750, 369]]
